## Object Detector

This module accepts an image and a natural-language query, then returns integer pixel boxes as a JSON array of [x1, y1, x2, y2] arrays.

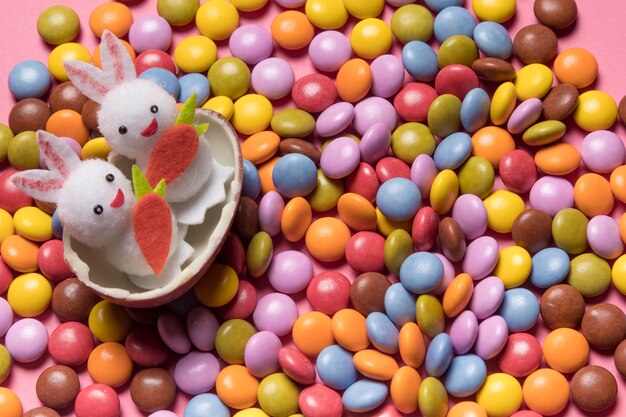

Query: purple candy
[[469, 276, 505, 319], [309, 31, 352, 72], [411, 154, 439, 197], [449, 310, 479, 354], [259, 191, 285, 237], [244, 331, 282, 378], [275, 0, 306, 6], [360, 123, 392, 164], [268, 250, 313, 294], [5, 318, 48, 363], [320, 137, 361, 179], [529, 176, 574, 216], [463, 236, 499, 280], [507, 98, 543, 134], [432, 253, 456, 296], [229, 24, 273, 65], [0, 298, 13, 338], [251, 57, 295, 100], [580, 130, 625, 174], [187, 306, 219, 351], [149, 412, 179, 417], [474, 315, 508, 360], [452, 194, 488, 240], [128, 15, 173, 53], [158, 313, 192, 355], [587, 215, 624, 259], [253, 293, 299, 336], [316, 102, 355, 138], [370, 55, 405, 98], [174, 351, 220, 395], [353, 97, 398, 136]]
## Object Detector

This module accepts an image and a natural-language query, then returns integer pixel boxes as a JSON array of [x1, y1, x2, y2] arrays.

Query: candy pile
[[1, 0, 626, 417]]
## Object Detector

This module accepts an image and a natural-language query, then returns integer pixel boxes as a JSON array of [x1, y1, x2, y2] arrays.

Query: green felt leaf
[[176, 94, 197, 126], [194, 123, 209, 137], [132, 165, 153, 199], [154, 179, 167, 197]]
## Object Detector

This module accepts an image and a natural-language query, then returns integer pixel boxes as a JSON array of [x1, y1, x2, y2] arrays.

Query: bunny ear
[[37, 130, 80, 178], [64, 60, 114, 104], [101, 30, 137, 84], [11, 170, 65, 203]]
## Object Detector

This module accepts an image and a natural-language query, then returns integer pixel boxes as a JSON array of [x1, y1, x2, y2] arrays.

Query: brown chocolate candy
[[513, 24, 558, 64], [233, 196, 260, 242], [618, 95, 626, 127], [23, 407, 61, 417], [540, 284, 585, 329], [81, 99, 101, 131], [130, 368, 176, 412], [615, 339, 626, 378], [533, 0, 578, 30], [511, 209, 552, 254], [542, 83, 579, 120], [49, 81, 89, 113], [581, 303, 626, 349], [8, 98, 51, 134], [350, 272, 391, 316], [36, 365, 80, 410], [280, 138, 321, 165], [471, 58, 516, 82], [571, 365, 617, 412], [51, 277, 97, 322], [438, 217, 466, 262]]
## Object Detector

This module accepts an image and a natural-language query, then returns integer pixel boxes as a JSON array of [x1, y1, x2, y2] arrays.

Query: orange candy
[[442, 273, 474, 318], [573, 173, 614, 217], [554, 47, 598, 89], [447, 401, 488, 417], [522, 368, 570, 416], [471, 126, 515, 167], [281, 197, 312, 242], [390, 366, 421, 414], [271, 11, 314, 50], [398, 322, 426, 368], [331, 308, 369, 352], [543, 328, 589, 374], [258, 156, 280, 194], [292, 311, 334, 357], [534, 142, 581, 176], [45, 110, 90, 146], [92, 40, 136, 68], [241, 131, 280, 165], [87, 342, 133, 388], [610, 165, 626, 203], [215, 365, 259, 409], [336, 59, 373, 103], [305, 217, 351, 262], [0, 234, 39, 273], [620, 213, 626, 244], [89, 2, 133, 38], [353, 349, 399, 380], [337, 192, 377, 231], [0, 388, 22, 417]]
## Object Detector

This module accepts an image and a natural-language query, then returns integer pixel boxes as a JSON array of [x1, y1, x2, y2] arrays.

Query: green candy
[[0, 124, 14, 163], [157, 0, 199, 26], [258, 373, 300, 417], [214, 319, 256, 365], [391, 4, 434, 44], [522, 120, 566, 146], [384, 229, 413, 275], [428, 94, 461, 139], [416, 294, 445, 338], [270, 109, 315, 138], [419, 377, 448, 417], [307, 169, 343, 212], [8, 131, 39, 170], [246, 231, 273, 278], [208, 57, 251, 100], [552, 208, 589, 255], [37, 5, 80, 45], [568, 253, 611, 297], [458, 156, 495, 199], [0, 344, 11, 384], [391, 122, 435, 164], [438, 35, 478, 69]]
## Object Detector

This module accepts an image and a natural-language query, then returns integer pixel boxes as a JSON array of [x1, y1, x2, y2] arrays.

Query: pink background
[[1, 0, 626, 416]]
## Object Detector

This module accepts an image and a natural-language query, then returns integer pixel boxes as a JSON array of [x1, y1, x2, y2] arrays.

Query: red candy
[[0, 170, 33, 214], [412, 206, 439, 251], [74, 384, 120, 417], [497, 333, 543, 377], [134, 49, 177, 75], [124, 327, 170, 367], [0, 257, 13, 295], [37, 239, 73, 282], [393, 83, 437, 122], [434, 64, 480, 99], [216, 233, 246, 276], [306, 272, 351, 316], [217, 279, 257, 320], [299, 384, 343, 417], [292, 74, 338, 113], [345, 162, 380, 203], [375, 157, 411, 183], [499, 149, 538, 194], [48, 322, 94, 367], [345, 231, 386, 273], [278, 347, 317, 385]]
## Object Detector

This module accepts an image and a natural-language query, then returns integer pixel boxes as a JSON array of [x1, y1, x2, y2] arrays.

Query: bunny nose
[[110, 189, 125, 208], [140, 118, 159, 137]]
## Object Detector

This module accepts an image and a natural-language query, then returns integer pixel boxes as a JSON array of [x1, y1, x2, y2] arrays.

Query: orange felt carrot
[[133, 193, 172, 275], [146, 124, 199, 188]]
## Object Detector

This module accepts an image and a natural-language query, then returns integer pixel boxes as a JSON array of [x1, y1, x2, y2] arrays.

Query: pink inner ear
[[12, 175, 64, 193], [39, 136, 70, 178], [104, 33, 132, 84], [65, 64, 110, 99]]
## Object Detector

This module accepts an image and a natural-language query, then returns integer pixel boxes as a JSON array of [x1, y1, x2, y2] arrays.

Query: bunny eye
[[150, 105, 159, 114], [119, 126, 127, 135], [106, 174, 114, 182], [93, 205, 104, 215]]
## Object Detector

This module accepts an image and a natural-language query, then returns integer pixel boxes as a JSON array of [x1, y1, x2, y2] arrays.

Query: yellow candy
[[203, 96, 234, 121], [231, 0, 268, 11], [233, 409, 270, 417], [573, 90, 617, 131], [344, 0, 384, 19], [476, 373, 522, 417], [0, 209, 14, 245], [196, 0, 239, 41], [493, 245, 531, 288], [81, 137, 112, 160], [430, 169, 459, 215], [350, 18, 393, 60], [490, 82, 516, 126], [305, 0, 348, 29], [12, 206, 52, 242], [232, 94, 274, 135], [376, 207, 411, 237], [7, 273, 52, 317], [514, 64, 553, 101], [48, 42, 91, 81], [483, 190, 525, 233], [174, 36, 217, 73], [612, 254, 626, 295], [195, 263, 239, 307], [472, 0, 516, 23], [88, 300, 133, 342]]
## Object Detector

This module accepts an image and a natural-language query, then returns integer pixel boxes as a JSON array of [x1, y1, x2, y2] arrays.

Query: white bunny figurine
[[64, 30, 232, 225], [11, 131, 192, 290]]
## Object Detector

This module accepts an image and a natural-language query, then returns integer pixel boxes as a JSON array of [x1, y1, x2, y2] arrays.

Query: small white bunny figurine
[[11, 131, 192, 290]]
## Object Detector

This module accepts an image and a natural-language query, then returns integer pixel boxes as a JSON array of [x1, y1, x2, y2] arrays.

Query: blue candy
[[402, 41, 439, 82], [433, 132, 472, 170], [425, 333, 453, 377], [400, 251, 444, 294], [51, 210, 63, 239], [316, 345, 358, 390], [433, 6, 477, 43], [179, 73, 211, 106], [366, 312, 399, 354], [444, 354, 487, 397], [498, 288, 540, 332], [424, 0, 464, 12], [139, 67, 181, 98], [242, 159, 261, 199], [184, 394, 229, 417], [8, 60, 51, 99], [461, 88, 491, 132], [272, 153, 318, 198], [529, 247, 571, 288], [473, 22, 513, 59], [376, 177, 421, 222], [384, 283, 417, 327], [342, 379, 388, 413]]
